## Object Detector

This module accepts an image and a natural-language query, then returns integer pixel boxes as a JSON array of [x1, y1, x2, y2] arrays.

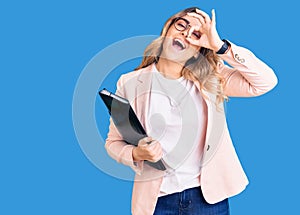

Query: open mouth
[[172, 38, 186, 51]]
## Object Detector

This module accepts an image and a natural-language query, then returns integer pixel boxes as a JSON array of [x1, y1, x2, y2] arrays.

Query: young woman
[[105, 7, 277, 215]]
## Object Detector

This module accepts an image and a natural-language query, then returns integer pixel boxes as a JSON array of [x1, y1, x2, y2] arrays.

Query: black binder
[[99, 88, 166, 171]]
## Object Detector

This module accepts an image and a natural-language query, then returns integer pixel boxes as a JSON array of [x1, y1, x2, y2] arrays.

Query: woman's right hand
[[132, 136, 163, 163]]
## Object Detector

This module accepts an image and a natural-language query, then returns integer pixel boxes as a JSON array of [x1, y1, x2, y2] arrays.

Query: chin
[[162, 51, 192, 65]]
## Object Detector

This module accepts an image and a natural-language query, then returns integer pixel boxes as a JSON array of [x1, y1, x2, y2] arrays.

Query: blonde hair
[[135, 7, 227, 105]]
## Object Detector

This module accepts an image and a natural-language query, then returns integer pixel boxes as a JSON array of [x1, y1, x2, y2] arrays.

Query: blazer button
[[207, 145, 210, 151]]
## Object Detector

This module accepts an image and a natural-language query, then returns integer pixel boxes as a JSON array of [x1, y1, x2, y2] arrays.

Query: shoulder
[[118, 64, 154, 84], [115, 64, 154, 98]]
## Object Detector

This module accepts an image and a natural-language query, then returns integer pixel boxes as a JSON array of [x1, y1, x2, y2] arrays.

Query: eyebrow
[[178, 17, 201, 32], [177, 17, 190, 25]]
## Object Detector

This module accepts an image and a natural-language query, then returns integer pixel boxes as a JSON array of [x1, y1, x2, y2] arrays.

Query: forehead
[[180, 15, 201, 27]]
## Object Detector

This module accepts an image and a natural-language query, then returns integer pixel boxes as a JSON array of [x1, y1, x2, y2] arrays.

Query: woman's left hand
[[186, 9, 224, 52]]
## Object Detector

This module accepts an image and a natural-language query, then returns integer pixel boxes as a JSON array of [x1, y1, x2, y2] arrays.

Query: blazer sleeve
[[218, 41, 278, 97], [104, 75, 144, 175]]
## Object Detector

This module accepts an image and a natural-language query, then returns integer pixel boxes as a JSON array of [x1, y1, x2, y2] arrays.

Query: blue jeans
[[153, 187, 230, 215]]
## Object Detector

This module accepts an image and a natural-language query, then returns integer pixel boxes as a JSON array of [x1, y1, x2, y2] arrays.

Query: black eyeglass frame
[[173, 17, 192, 32], [170, 17, 201, 40]]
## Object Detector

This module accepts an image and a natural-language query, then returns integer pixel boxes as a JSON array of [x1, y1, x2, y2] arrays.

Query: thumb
[[186, 37, 198, 46], [144, 136, 153, 143], [211, 9, 216, 25], [139, 136, 152, 146]]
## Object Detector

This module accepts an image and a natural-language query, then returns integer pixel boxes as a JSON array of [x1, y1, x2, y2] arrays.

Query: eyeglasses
[[173, 17, 201, 40]]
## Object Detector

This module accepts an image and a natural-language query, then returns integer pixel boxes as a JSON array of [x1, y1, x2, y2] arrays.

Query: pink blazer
[[105, 42, 278, 215]]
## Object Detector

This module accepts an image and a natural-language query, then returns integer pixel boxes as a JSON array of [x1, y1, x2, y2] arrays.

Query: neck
[[156, 58, 184, 79]]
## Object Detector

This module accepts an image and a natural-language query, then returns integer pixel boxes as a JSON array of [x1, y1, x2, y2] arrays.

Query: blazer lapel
[[134, 66, 153, 129]]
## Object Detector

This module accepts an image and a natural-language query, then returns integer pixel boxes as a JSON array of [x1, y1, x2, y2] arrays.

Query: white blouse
[[145, 64, 207, 196]]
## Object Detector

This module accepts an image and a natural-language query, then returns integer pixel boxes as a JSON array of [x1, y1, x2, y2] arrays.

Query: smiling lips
[[172, 38, 186, 51]]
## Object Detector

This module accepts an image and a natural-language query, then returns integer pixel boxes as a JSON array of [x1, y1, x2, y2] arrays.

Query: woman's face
[[160, 14, 202, 64]]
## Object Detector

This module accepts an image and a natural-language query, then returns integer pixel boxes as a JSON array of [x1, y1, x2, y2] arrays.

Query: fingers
[[187, 12, 205, 25], [187, 26, 196, 38], [188, 8, 216, 25], [138, 136, 152, 146], [195, 8, 211, 22], [137, 137, 163, 162], [148, 140, 163, 162]]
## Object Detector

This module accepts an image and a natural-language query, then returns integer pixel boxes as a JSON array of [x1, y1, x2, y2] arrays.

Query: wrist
[[212, 39, 224, 52], [216, 39, 231, 54], [132, 147, 141, 162]]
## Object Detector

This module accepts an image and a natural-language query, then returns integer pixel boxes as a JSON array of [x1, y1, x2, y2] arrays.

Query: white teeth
[[174, 38, 186, 49]]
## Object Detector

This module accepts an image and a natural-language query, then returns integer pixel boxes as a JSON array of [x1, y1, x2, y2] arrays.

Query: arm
[[218, 42, 278, 97], [105, 75, 144, 174], [105, 75, 163, 174], [187, 9, 277, 97]]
